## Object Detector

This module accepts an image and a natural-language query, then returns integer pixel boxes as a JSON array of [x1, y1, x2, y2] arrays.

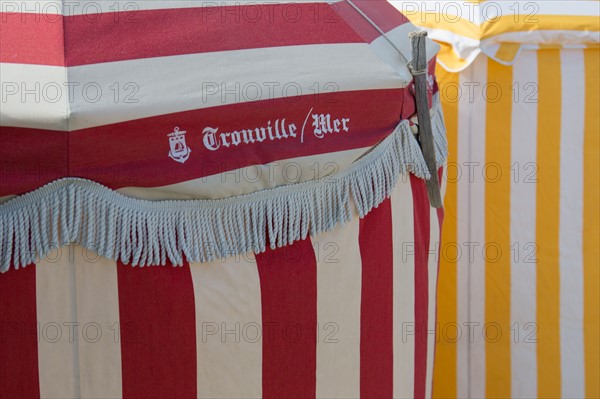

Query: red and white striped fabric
[[0, 0, 439, 199], [0, 173, 445, 399], [1, 1, 447, 398]]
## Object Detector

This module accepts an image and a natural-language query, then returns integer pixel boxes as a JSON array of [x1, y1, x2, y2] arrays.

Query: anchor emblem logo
[[168, 127, 191, 164]]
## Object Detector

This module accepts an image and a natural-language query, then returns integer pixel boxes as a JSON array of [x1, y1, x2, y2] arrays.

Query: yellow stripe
[[536, 50, 562, 398], [482, 15, 600, 40], [432, 65, 459, 399], [484, 58, 512, 399], [583, 48, 600, 399], [587, 44, 600, 51], [539, 44, 564, 50], [494, 43, 522, 64]]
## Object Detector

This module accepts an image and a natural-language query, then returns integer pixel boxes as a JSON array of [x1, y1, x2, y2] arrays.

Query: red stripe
[[117, 262, 197, 399], [1, 88, 406, 195], [0, 266, 40, 399], [0, 81, 441, 197], [410, 174, 431, 399], [0, 2, 409, 66], [427, 57, 439, 108], [0, 129, 68, 197], [336, 0, 409, 43], [358, 199, 394, 398], [350, 0, 409, 33], [0, 12, 64, 65], [256, 239, 317, 398]]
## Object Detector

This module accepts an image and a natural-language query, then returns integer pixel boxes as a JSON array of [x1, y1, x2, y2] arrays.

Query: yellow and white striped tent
[[391, 1, 600, 398]]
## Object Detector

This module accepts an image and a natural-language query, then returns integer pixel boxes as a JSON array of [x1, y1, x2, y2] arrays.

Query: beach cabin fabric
[[396, 1, 600, 398], [0, 1, 448, 398]]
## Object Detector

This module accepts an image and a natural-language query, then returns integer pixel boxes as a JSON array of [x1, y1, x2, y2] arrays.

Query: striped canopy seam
[[0, 115, 448, 272]]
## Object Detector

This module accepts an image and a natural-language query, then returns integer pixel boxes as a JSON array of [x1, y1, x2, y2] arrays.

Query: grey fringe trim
[[0, 118, 447, 272]]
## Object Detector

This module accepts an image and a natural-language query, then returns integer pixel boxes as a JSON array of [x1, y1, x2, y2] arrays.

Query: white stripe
[[391, 175, 415, 398], [392, 0, 599, 26], [0, 64, 67, 130], [426, 30, 482, 72], [426, 199, 441, 398], [455, 64, 470, 399], [36, 245, 123, 399], [371, 23, 440, 84], [509, 49, 538, 399], [189, 254, 262, 399], [482, 31, 600, 47], [455, 55, 488, 399], [466, 55, 487, 399], [36, 246, 79, 399], [2, 43, 407, 131], [314, 212, 361, 398], [481, 0, 600, 19], [117, 147, 370, 200], [72, 247, 123, 399], [559, 49, 586, 399], [0, 0, 342, 15]]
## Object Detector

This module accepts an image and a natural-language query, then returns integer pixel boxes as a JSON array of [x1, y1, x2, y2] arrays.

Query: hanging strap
[[409, 31, 443, 208]]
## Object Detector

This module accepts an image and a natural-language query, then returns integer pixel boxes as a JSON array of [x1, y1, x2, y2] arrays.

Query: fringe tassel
[[0, 119, 447, 272]]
